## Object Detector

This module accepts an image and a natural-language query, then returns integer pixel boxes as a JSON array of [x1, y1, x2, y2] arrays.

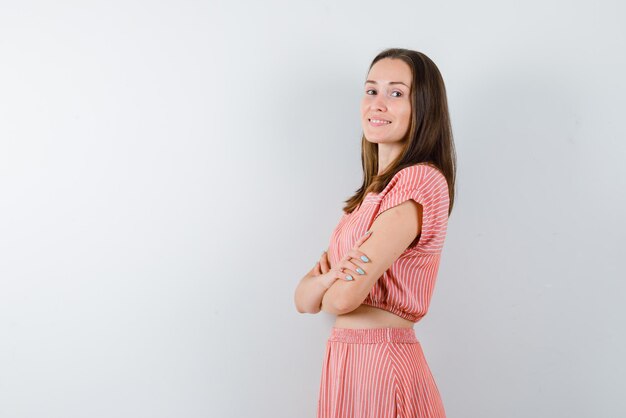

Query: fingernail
[[345, 275, 353, 281], [360, 255, 369, 262], [356, 268, 365, 275]]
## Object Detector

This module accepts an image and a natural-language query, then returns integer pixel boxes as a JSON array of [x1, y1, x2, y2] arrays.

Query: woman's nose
[[370, 95, 387, 111]]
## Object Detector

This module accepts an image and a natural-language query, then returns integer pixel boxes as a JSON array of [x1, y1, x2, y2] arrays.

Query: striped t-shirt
[[327, 163, 450, 323]]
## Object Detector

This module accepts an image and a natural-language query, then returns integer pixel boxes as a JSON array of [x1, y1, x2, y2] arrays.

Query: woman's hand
[[316, 230, 373, 289], [314, 249, 332, 276]]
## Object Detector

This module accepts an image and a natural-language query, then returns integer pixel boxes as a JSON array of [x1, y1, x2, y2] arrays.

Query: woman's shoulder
[[392, 162, 446, 186]]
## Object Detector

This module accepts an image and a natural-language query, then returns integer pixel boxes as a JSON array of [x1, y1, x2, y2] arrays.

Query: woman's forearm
[[294, 270, 336, 314]]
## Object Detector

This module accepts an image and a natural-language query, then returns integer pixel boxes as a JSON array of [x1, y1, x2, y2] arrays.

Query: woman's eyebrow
[[365, 80, 410, 88]]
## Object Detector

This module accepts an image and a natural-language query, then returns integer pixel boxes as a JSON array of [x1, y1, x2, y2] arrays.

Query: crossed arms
[[293, 199, 423, 315]]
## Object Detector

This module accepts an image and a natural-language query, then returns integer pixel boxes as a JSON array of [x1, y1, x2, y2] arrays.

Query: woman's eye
[[365, 89, 403, 97]]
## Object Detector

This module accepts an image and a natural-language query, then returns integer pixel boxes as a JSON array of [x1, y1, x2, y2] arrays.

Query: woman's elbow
[[294, 297, 320, 315], [321, 294, 352, 315], [294, 297, 307, 314]]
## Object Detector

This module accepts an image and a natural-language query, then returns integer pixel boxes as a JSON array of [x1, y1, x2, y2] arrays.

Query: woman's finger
[[338, 257, 366, 276], [336, 257, 363, 280], [313, 261, 322, 275], [320, 251, 330, 273], [341, 257, 366, 275], [338, 265, 358, 281], [345, 247, 371, 264], [354, 230, 373, 247], [333, 265, 355, 282]]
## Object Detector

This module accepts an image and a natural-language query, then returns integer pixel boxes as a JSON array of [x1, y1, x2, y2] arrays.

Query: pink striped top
[[327, 163, 450, 323]]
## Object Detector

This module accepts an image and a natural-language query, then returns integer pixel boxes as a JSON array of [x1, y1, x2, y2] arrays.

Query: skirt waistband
[[329, 327, 418, 344]]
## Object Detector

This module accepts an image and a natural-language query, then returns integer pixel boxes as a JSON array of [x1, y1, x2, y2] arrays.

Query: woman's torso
[[328, 164, 450, 329], [334, 304, 415, 329]]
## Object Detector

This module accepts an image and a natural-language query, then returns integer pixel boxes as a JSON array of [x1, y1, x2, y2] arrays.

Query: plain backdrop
[[1, 1, 624, 417]]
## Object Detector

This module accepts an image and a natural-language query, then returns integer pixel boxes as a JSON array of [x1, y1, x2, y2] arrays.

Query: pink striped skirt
[[317, 327, 446, 418]]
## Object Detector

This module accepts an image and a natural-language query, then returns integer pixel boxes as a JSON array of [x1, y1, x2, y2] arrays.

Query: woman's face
[[360, 58, 412, 144]]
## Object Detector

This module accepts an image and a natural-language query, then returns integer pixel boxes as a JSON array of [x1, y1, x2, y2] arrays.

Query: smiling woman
[[293, 47, 456, 418], [362, 59, 413, 144]]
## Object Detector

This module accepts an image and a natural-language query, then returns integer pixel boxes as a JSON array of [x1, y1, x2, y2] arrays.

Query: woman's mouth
[[369, 118, 392, 127]]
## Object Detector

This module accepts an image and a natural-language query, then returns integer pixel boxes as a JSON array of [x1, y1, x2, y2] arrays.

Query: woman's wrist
[[318, 272, 337, 290]]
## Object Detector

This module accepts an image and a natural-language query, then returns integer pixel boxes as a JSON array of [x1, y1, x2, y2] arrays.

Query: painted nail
[[360, 255, 370, 262], [356, 268, 365, 275], [345, 275, 353, 281]]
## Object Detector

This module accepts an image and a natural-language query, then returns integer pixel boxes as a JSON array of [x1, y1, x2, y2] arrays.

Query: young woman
[[294, 47, 456, 418]]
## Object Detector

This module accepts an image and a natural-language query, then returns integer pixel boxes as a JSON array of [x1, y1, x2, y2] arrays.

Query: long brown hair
[[343, 48, 456, 217]]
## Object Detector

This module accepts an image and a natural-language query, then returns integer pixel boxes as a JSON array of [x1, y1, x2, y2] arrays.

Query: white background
[[1, 1, 624, 417]]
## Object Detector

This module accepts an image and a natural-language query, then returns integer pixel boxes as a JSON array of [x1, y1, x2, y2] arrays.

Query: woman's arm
[[320, 199, 422, 314], [294, 232, 374, 314], [293, 260, 336, 314]]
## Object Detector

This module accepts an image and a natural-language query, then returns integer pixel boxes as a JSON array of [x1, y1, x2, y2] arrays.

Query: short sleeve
[[375, 164, 450, 253]]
